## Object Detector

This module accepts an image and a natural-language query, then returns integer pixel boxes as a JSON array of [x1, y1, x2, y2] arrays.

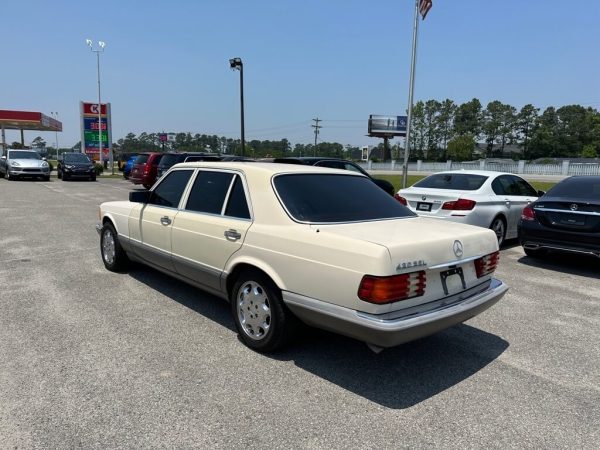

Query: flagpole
[[402, 0, 420, 189]]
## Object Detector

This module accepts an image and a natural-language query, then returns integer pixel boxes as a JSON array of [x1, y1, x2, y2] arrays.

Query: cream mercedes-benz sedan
[[97, 162, 508, 353]]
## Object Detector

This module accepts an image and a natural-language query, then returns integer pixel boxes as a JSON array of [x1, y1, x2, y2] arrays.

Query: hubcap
[[236, 281, 271, 341], [102, 229, 116, 265]]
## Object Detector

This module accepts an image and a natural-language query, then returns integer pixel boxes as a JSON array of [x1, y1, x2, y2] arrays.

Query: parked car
[[396, 170, 542, 245], [519, 176, 600, 258], [128, 152, 164, 188], [273, 157, 395, 195], [156, 152, 221, 179], [122, 155, 137, 180], [117, 152, 138, 171], [97, 162, 507, 352], [0, 149, 50, 181], [57, 152, 96, 181]]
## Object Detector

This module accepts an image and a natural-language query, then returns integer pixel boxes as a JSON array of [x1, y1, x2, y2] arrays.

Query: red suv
[[128, 152, 164, 188]]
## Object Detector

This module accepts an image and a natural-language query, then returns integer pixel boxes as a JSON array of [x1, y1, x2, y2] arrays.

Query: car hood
[[10, 158, 46, 168], [312, 217, 498, 270]]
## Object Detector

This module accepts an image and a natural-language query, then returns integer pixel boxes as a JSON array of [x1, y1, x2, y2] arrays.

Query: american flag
[[419, 0, 433, 20]]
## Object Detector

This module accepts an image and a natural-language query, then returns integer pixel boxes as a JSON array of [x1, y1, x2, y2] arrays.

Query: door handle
[[224, 229, 242, 240], [160, 216, 172, 226]]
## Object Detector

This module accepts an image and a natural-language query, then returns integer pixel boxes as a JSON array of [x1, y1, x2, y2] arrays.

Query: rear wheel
[[490, 216, 506, 246], [100, 222, 129, 272], [230, 270, 295, 352]]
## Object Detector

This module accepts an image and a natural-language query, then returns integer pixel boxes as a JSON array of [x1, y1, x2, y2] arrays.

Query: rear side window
[[186, 171, 235, 214], [134, 154, 149, 165], [274, 174, 414, 223], [224, 176, 250, 219], [159, 154, 179, 167], [149, 170, 193, 207], [415, 173, 487, 190], [546, 178, 600, 200]]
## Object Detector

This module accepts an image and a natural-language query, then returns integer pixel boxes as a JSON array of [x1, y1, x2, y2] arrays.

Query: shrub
[[93, 163, 104, 175]]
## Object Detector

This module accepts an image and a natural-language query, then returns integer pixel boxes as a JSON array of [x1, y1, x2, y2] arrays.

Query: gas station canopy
[[0, 109, 62, 132]]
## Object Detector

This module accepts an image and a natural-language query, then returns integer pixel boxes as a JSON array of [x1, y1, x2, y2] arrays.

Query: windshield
[[64, 154, 91, 163], [414, 173, 488, 190], [273, 174, 415, 223], [8, 151, 41, 160]]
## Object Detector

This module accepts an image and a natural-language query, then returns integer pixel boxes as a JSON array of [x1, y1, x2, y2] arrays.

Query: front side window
[[185, 171, 235, 214], [274, 174, 415, 223], [149, 170, 193, 208]]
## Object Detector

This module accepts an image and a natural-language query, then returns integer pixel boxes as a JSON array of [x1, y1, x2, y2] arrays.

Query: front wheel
[[230, 270, 296, 352], [100, 223, 129, 272], [490, 216, 506, 246], [90, 175, 96, 181]]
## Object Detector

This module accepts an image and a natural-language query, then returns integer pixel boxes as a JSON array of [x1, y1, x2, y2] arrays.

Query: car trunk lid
[[533, 199, 600, 233]]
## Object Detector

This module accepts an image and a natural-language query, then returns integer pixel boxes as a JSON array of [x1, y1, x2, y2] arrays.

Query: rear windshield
[[414, 173, 488, 190], [9, 151, 41, 160], [546, 177, 600, 200], [134, 154, 149, 165], [159, 154, 180, 167], [273, 174, 415, 223]]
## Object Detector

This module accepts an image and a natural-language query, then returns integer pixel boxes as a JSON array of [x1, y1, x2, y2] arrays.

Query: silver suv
[[0, 149, 50, 181]]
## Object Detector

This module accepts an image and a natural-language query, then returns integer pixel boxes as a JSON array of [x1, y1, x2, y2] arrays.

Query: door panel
[[171, 213, 251, 290], [136, 205, 176, 270]]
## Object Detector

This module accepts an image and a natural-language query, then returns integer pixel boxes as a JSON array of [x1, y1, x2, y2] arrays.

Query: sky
[[2, 0, 599, 149]]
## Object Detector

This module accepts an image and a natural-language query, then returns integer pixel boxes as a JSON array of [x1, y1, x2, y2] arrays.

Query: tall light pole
[[50, 112, 59, 160], [86, 39, 110, 172], [229, 57, 245, 157]]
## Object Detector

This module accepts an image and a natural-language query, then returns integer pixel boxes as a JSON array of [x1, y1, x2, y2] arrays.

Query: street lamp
[[229, 57, 245, 157], [50, 112, 59, 160], [86, 39, 112, 173]]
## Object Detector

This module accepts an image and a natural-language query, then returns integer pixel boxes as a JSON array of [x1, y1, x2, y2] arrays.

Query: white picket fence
[[361, 160, 600, 177]]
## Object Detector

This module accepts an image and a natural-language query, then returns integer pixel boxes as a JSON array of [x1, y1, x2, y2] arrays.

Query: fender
[[224, 253, 288, 292]]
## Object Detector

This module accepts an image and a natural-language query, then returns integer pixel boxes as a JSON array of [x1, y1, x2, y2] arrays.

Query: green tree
[[447, 134, 475, 161], [436, 99, 456, 156], [31, 136, 46, 148], [580, 144, 598, 158], [516, 104, 539, 160], [409, 101, 426, 159], [482, 101, 504, 157], [424, 99, 441, 160], [454, 98, 482, 138]]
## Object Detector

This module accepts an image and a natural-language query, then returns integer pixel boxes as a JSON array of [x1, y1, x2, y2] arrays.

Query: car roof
[[273, 157, 348, 165], [425, 170, 514, 177], [172, 161, 366, 176]]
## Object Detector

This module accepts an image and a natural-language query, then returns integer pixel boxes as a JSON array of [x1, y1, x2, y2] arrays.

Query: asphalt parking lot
[[1, 177, 598, 449]]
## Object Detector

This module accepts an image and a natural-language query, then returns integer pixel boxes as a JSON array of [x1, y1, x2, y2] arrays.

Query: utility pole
[[312, 118, 321, 156]]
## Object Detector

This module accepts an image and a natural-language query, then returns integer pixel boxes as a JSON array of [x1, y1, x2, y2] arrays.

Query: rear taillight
[[474, 251, 499, 278], [358, 271, 426, 304], [394, 194, 408, 206], [521, 205, 536, 221], [442, 198, 476, 210]]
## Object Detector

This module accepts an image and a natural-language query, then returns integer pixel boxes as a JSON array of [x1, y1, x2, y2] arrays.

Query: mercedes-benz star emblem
[[422, 195, 427, 201], [570, 204, 578, 211], [453, 240, 463, 258]]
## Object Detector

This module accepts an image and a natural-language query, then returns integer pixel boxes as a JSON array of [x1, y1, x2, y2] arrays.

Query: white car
[[396, 170, 541, 245], [97, 162, 508, 352]]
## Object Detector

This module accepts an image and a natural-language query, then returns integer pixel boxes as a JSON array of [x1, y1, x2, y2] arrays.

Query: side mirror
[[129, 190, 151, 203], [537, 190, 546, 197], [0, 156, 6, 160]]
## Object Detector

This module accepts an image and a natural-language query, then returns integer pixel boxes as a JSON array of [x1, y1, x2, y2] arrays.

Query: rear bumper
[[519, 222, 600, 257], [283, 278, 508, 348]]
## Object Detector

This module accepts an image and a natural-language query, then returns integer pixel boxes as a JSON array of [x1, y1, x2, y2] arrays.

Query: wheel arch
[[225, 260, 286, 300]]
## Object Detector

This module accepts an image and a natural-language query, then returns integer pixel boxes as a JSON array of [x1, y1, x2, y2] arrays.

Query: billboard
[[80, 102, 112, 161], [368, 115, 407, 137]]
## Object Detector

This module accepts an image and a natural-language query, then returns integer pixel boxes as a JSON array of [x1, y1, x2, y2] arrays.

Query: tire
[[5, 169, 10, 180], [57, 170, 62, 179], [230, 270, 296, 352], [143, 183, 151, 189], [90, 175, 96, 181], [524, 247, 546, 259], [100, 222, 129, 272], [490, 216, 506, 246], [62, 173, 69, 181], [43, 176, 50, 181]]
